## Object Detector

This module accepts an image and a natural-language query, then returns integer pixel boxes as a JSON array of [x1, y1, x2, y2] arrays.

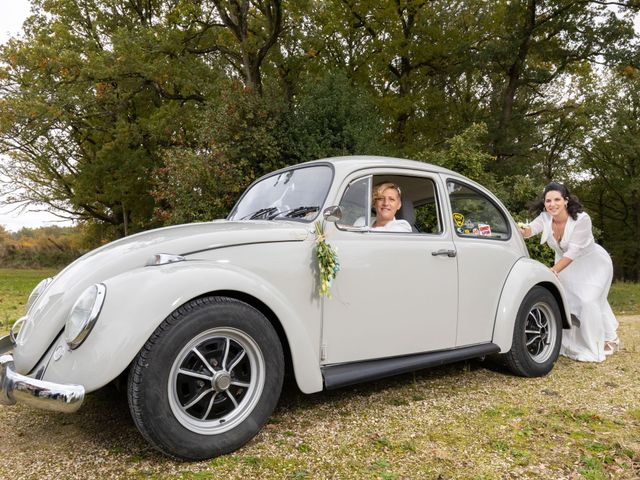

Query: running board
[[322, 343, 500, 390]]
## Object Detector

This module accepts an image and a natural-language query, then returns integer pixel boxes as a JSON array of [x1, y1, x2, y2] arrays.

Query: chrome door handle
[[431, 249, 457, 257]]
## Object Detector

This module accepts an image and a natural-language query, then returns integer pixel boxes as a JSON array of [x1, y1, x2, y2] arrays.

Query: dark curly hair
[[529, 181, 583, 220]]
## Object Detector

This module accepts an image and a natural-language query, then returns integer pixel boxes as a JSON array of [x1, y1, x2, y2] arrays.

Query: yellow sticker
[[453, 213, 464, 227]]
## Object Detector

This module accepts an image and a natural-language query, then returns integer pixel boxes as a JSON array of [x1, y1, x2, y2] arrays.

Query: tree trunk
[[494, 0, 537, 162]]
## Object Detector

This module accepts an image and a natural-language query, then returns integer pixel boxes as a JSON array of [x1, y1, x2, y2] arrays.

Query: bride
[[519, 182, 619, 362]]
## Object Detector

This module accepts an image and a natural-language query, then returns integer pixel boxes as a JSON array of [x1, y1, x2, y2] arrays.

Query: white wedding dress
[[528, 212, 618, 362]]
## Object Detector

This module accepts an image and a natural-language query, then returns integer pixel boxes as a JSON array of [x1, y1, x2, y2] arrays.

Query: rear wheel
[[504, 286, 562, 377], [128, 296, 284, 460]]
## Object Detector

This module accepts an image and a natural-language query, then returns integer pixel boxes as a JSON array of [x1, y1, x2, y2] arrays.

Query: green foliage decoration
[[314, 221, 340, 298]]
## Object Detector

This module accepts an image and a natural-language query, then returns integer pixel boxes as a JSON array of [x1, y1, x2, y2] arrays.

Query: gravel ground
[[1, 317, 638, 480]]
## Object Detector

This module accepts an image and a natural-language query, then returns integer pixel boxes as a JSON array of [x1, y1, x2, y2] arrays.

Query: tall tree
[[314, 0, 483, 151], [0, 0, 210, 236], [181, 0, 283, 93], [576, 69, 640, 281], [484, 0, 636, 171]]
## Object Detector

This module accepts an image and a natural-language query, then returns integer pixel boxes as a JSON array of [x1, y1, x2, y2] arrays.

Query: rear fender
[[492, 258, 571, 353]]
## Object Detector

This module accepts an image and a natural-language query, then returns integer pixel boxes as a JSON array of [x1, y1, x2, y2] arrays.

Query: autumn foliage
[[0, 225, 86, 268]]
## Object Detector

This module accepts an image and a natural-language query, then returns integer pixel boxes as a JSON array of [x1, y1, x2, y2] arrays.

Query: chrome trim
[[431, 249, 457, 257], [0, 354, 84, 413], [9, 317, 27, 345], [146, 253, 186, 266]]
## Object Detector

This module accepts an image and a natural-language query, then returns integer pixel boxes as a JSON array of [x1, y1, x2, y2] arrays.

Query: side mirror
[[322, 205, 342, 223]]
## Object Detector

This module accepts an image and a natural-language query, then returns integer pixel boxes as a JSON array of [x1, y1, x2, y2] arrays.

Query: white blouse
[[371, 218, 412, 232], [527, 211, 595, 260]]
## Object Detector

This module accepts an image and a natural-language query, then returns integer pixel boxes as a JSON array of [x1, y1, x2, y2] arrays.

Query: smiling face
[[374, 185, 402, 226], [544, 190, 568, 219]]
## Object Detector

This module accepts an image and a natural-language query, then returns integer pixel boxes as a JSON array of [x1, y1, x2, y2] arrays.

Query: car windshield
[[228, 165, 333, 222]]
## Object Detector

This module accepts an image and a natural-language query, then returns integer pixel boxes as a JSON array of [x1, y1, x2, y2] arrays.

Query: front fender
[[492, 258, 571, 353], [40, 261, 323, 394]]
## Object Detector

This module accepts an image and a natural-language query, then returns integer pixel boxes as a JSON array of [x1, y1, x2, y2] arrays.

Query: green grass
[[0, 268, 58, 335], [608, 281, 640, 315]]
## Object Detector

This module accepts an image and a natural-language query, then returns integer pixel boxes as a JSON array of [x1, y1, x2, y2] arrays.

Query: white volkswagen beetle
[[0, 156, 570, 460]]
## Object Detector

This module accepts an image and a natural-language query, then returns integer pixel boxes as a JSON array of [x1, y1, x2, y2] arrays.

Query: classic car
[[0, 155, 571, 460]]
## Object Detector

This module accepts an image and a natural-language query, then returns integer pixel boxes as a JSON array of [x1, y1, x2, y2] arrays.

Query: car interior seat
[[396, 195, 419, 232]]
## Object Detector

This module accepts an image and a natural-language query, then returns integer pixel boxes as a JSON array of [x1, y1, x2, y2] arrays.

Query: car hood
[[15, 220, 311, 372]]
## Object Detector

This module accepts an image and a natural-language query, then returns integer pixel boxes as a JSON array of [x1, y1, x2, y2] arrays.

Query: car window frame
[[446, 178, 512, 241], [226, 162, 335, 222], [334, 170, 446, 236]]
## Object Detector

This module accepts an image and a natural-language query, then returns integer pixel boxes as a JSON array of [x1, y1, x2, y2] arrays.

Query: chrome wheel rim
[[168, 327, 265, 435], [525, 302, 557, 363]]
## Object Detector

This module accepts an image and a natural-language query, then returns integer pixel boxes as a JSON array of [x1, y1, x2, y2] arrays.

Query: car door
[[321, 172, 459, 365], [445, 179, 522, 346]]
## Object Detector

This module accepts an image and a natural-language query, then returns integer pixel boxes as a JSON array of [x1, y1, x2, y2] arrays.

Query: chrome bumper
[[0, 350, 85, 413]]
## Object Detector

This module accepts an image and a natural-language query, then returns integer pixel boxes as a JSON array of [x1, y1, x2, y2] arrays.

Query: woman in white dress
[[519, 182, 619, 362]]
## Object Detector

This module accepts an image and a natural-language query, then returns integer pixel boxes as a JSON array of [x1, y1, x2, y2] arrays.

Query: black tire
[[504, 286, 562, 377], [128, 296, 284, 460]]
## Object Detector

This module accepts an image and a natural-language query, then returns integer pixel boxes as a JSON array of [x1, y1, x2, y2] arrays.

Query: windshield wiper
[[242, 206, 279, 220], [272, 206, 320, 219]]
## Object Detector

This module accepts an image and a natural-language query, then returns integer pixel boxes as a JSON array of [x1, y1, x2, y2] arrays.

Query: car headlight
[[64, 284, 106, 350], [26, 277, 53, 312]]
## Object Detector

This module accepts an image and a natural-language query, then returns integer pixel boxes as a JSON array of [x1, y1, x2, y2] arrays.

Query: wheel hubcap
[[525, 302, 557, 363], [168, 327, 265, 435], [212, 371, 232, 392]]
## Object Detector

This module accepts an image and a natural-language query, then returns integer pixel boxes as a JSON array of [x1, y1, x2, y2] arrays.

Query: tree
[[576, 69, 640, 281], [483, 0, 637, 172], [180, 0, 283, 93], [288, 72, 385, 160], [309, 0, 486, 152], [152, 82, 291, 224], [152, 73, 385, 223], [0, 0, 209, 237]]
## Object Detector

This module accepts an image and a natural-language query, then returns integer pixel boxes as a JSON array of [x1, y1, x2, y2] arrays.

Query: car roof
[[296, 155, 460, 177]]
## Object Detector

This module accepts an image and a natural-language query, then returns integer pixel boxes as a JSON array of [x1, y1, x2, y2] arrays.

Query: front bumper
[[0, 336, 84, 413]]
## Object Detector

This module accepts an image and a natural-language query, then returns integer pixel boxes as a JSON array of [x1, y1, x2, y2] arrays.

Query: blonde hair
[[372, 182, 402, 203]]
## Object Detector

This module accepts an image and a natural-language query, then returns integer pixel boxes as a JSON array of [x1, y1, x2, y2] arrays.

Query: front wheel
[[504, 286, 562, 377], [128, 296, 284, 460]]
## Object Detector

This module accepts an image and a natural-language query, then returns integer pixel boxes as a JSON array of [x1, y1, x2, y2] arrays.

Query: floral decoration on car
[[314, 221, 340, 297]]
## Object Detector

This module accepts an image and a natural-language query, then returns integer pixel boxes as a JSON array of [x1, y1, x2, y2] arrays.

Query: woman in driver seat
[[371, 182, 412, 232]]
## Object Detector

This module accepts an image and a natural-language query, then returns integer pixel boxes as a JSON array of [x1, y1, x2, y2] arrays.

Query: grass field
[[0, 268, 639, 478], [0, 268, 58, 334]]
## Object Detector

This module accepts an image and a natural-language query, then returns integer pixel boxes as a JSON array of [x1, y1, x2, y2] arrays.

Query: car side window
[[447, 181, 510, 239], [336, 174, 442, 233], [336, 176, 371, 229], [413, 182, 442, 234]]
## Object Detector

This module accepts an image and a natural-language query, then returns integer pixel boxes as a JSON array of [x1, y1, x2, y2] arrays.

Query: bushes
[[0, 226, 85, 268]]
